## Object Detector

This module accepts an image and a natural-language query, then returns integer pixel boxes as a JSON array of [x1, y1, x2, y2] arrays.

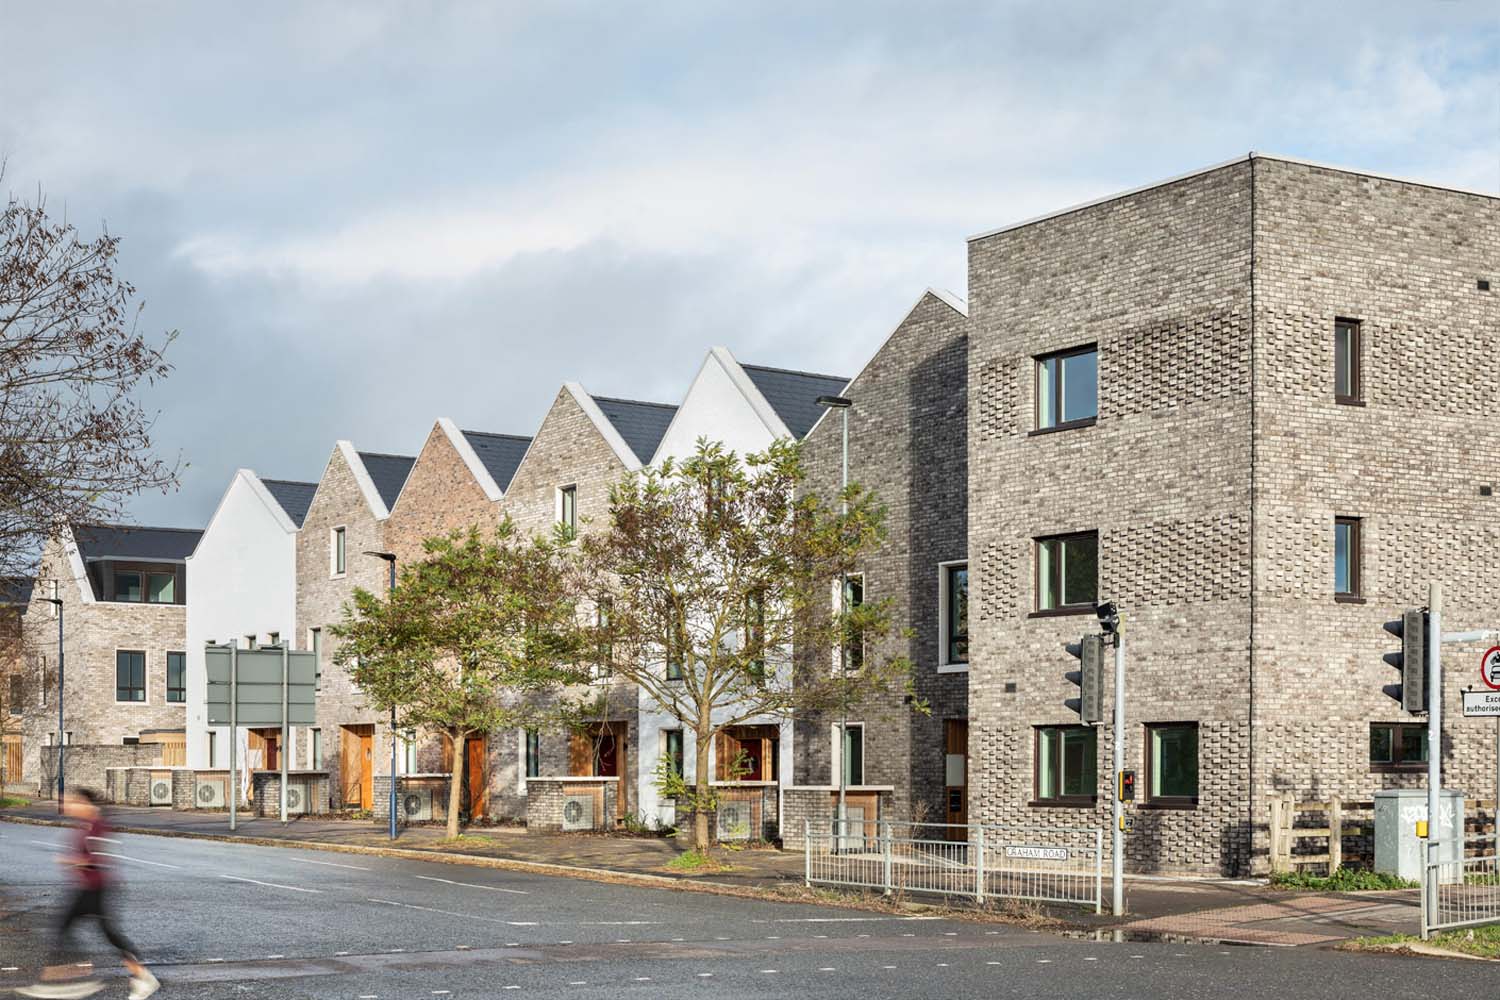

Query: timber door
[[341, 724, 374, 810], [2, 735, 21, 785], [248, 728, 281, 771], [464, 736, 488, 821], [944, 719, 968, 837]]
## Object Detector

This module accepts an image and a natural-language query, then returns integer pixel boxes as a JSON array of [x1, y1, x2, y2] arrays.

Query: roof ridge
[[741, 362, 850, 382], [72, 522, 204, 534], [460, 429, 534, 441], [590, 395, 678, 410], [259, 477, 317, 487], [356, 450, 416, 460]]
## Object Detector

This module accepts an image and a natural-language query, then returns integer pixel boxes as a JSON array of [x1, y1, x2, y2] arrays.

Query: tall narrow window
[[332, 526, 347, 575], [1035, 532, 1098, 612], [1035, 726, 1097, 804], [594, 599, 613, 679], [663, 729, 684, 777], [841, 724, 864, 785], [1146, 722, 1199, 805], [1334, 517, 1362, 598], [166, 651, 186, 703], [147, 571, 176, 604], [207, 731, 217, 768], [941, 563, 969, 666], [842, 575, 865, 670], [559, 485, 577, 532], [115, 650, 146, 702], [744, 589, 766, 680], [525, 730, 541, 778], [402, 733, 418, 773], [1036, 345, 1098, 430], [7, 675, 21, 715], [665, 624, 685, 681], [1334, 319, 1362, 404]]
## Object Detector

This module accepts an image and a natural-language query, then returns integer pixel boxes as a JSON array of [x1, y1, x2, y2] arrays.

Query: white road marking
[[365, 898, 532, 926], [697, 973, 713, 978], [633, 977, 651, 982], [1, 966, 18, 971], [267, 954, 284, 959], [987, 961, 1001, 965], [414, 874, 527, 894], [937, 963, 949, 967], [221, 875, 320, 893], [818, 967, 836, 972], [97, 851, 181, 870], [569, 982, 587, 986], [1084, 956, 1097, 962], [580, 920, 658, 926], [1038, 959, 1052, 964], [335, 951, 351, 956], [289, 857, 370, 871], [758, 916, 937, 923], [206, 958, 225, 964], [760, 969, 778, 974], [882, 965, 897, 969], [432, 992, 451, 996]]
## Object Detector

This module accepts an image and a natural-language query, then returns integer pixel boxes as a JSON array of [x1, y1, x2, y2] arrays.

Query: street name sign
[[1462, 690, 1500, 718], [1005, 845, 1069, 861]]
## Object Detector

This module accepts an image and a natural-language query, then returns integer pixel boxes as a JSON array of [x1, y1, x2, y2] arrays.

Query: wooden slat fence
[[1269, 793, 1499, 873]]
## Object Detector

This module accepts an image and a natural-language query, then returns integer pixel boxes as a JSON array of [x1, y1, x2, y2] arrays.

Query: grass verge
[[1269, 867, 1416, 891], [665, 849, 739, 873], [1343, 924, 1500, 960]]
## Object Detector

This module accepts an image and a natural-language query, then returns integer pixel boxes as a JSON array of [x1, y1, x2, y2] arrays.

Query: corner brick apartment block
[[964, 155, 1499, 875]]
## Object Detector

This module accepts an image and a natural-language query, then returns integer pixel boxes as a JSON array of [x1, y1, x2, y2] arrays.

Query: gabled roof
[[592, 396, 679, 465], [356, 452, 416, 511], [460, 430, 532, 493], [72, 523, 203, 563], [0, 577, 34, 605], [260, 479, 318, 528], [740, 364, 851, 439]]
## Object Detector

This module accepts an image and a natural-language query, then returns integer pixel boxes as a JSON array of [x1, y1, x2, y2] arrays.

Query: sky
[[2, 1, 1497, 530]]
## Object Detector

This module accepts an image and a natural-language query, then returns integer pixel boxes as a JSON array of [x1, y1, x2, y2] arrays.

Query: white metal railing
[[804, 819, 1103, 912], [1421, 836, 1500, 939]]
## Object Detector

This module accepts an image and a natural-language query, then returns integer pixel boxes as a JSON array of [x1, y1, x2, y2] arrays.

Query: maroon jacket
[[70, 814, 111, 891]]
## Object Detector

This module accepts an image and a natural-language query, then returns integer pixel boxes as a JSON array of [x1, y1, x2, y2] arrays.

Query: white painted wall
[[184, 471, 298, 769], [636, 347, 797, 827]]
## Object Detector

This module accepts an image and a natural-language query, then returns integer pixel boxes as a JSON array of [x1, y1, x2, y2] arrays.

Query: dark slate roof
[[461, 431, 532, 492], [741, 364, 851, 438], [356, 452, 416, 511], [72, 523, 203, 563], [0, 577, 34, 605], [260, 479, 318, 527], [591, 396, 679, 465]]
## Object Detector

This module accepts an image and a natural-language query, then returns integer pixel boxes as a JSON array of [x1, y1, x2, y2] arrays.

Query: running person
[[18, 789, 159, 999]]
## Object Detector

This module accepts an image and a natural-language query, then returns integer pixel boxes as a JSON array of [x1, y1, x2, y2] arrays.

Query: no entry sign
[[1482, 646, 1500, 692]]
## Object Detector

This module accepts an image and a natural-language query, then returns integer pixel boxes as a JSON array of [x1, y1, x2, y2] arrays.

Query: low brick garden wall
[[250, 771, 331, 817], [525, 776, 618, 832], [374, 774, 451, 826], [781, 785, 895, 850], [41, 744, 162, 799]]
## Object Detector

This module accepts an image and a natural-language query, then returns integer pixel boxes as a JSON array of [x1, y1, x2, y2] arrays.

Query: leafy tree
[[579, 438, 916, 851], [331, 523, 586, 838], [0, 181, 178, 577]]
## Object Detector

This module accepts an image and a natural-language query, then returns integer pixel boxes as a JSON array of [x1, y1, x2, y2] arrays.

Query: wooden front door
[[464, 736, 487, 820], [2, 735, 21, 785], [944, 719, 968, 836], [248, 728, 281, 771], [341, 724, 374, 809], [569, 724, 629, 822]]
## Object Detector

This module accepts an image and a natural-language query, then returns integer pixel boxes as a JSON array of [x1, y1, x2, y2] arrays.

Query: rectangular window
[[559, 485, 577, 531], [1036, 532, 1098, 612], [402, 734, 418, 774], [941, 563, 968, 666], [595, 599, 613, 678], [114, 571, 143, 602], [311, 728, 323, 770], [1036, 345, 1098, 430], [7, 675, 21, 715], [525, 730, 541, 778], [38, 655, 48, 705], [842, 574, 865, 670], [1334, 517, 1361, 598], [1370, 722, 1428, 770], [207, 731, 217, 768], [309, 628, 322, 691], [332, 526, 346, 575], [665, 627, 685, 681], [663, 729, 684, 778], [1035, 726, 1097, 804], [841, 724, 864, 785], [115, 650, 146, 702], [147, 571, 176, 604], [745, 589, 766, 680], [1335, 319, 1362, 404], [1146, 723, 1199, 805], [165, 651, 186, 703]]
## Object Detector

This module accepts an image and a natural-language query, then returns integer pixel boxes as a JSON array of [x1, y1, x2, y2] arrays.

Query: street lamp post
[[364, 551, 399, 841], [817, 395, 853, 841], [42, 594, 63, 813]]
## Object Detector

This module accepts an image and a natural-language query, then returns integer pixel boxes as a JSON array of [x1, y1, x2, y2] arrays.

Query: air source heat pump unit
[[284, 779, 307, 815], [195, 776, 226, 809], [561, 793, 595, 832], [149, 771, 173, 807], [403, 787, 433, 822], [716, 801, 753, 842]]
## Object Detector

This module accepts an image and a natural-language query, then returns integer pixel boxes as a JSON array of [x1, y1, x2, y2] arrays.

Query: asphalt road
[[0, 824, 1486, 999]]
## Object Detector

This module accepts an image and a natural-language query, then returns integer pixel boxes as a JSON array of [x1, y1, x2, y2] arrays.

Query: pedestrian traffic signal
[[1064, 633, 1105, 724], [1382, 608, 1428, 713], [1118, 769, 1136, 802]]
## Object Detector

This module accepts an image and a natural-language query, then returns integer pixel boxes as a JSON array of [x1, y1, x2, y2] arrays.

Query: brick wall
[[39, 743, 162, 799], [524, 776, 618, 832]]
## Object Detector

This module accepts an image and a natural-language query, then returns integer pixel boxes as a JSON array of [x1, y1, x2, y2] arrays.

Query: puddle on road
[[1054, 927, 1269, 948]]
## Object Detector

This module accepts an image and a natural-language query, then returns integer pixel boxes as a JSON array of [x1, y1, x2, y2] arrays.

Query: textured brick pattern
[[385, 424, 504, 567], [524, 777, 618, 832], [797, 291, 970, 825]]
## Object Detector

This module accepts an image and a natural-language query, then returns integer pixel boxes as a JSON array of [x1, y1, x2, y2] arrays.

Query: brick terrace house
[[16, 523, 202, 788], [294, 442, 414, 812], [797, 289, 971, 831], [964, 154, 1499, 875]]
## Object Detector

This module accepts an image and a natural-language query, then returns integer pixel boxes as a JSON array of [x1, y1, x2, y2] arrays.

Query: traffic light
[[1118, 769, 1136, 802], [1382, 608, 1428, 713], [1064, 633, 1105, 723], [1096, 601, 1120, 636]]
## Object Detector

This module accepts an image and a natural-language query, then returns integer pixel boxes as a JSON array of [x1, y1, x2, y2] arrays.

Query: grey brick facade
[[965, 156, 1499, 875]]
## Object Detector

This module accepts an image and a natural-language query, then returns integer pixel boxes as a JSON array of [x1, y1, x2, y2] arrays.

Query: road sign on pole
[[206, 642, 317, 828], [1480, 646, 1500, 691], [1462, 690, 1500, 717]]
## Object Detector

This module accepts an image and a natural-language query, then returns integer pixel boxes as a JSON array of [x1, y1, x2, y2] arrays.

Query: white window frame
[[556, 484, 578, 533], [309, 727, 323, 770], [937, 560, 969, 673], [165, 650, 188, 705], [330, 525, 347, 578], [830, 572, 865, 674], [830, 722, 865, 786], [113, 647, 149, 705]]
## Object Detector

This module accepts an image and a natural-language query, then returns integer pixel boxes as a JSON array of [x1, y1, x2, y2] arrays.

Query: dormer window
[[99, 562, 184, 604]]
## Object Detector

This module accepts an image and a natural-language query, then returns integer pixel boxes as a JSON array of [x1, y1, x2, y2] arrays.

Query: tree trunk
[[446, 730, 465, 840], [693, 723, 713, 852]]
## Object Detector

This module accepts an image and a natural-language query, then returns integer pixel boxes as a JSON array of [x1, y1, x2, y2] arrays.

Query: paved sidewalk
[[1, 801, 1421, 947]]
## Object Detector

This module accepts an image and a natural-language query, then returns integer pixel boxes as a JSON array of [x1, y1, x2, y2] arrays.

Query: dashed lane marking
[[221, 874, 321, 893], [97, 851, 181, 870], [289, 857, 371, 871], [365, 897, 534, 925], [415, 874, 528, 894]]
